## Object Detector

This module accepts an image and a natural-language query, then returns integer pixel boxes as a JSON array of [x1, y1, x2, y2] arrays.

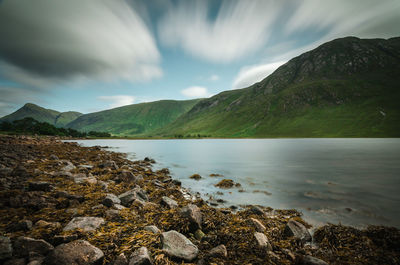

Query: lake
[[70, 138, 400, 228]]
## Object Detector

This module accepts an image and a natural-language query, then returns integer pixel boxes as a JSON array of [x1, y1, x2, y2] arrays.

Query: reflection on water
[[71, 138, 400, 228]]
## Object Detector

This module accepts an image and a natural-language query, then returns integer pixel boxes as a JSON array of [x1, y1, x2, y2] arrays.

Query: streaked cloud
[[181, 86, 211, 99], [98, 95, 135, 109], [232, 61, 286, 89], [0, 86, 43, 117]]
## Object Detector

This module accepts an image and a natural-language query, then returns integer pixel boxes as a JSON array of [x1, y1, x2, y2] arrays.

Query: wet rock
[[189, 174, 201, 180], [298, 255, 329, 265], [113, 204, 126, 210], [4, 258, 26, 265], [105, 209, 120, 220], [249, 218, 266, 232], [214, 179, 235, 188], [10, 220, 33, 232], [113, 253, 128, 265], [129, 247, 152, 265], [53, 171, 73, 178], [0, 236, 13, 259], [144, 225, 160, 234], [102, 193, 121, 207], [284, 220, 311, 243], [28, 182, 53, 192], [118, 188, 148, 207], [172, 179, 181, 186], [49, 154, 59, 160], [161, 230, 198, 261], [60, 160, 75, 172], [249, 205, 265, 215], [115, 170, 140, 183], [54, 191, 84, 203], [44, 240, 104, 265], [63, 217, 105, 232], [161, 196, 178, 209], [208, 244, 227, 258], [52, 234, 78, 246], [99, 160, 118, 170], [13, 236, 54, 257], [180, 204, 202, 230], [254, 232, 272, 251], [35, 220, 61, 230]]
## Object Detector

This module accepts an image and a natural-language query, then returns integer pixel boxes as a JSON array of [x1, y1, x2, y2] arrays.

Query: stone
[[299, 255, 329, 265], [60, 160, 76, 172], [189, 174, 201, 180], [161, 196, 178, 209], [35, 220, 61, 230], [115, 170, 138, 183], [180, 204, 202, 230], [254, 232, 272, 251], [99, 160, 118, 170], [28, 182, 54, 192], [63, 217, 105, 232], [129, 247, 152, 265], [10, 220, 33, 232], [13, 236, 54, 257], [249, 218, 266, 232], [44, 240, 104, 265], [284, 220, 312, 243], [194, 230, 205, 241], [113, 204, 126, 210], [49, 154, 59, 160], [249, 205, 265, 215], [118, 188, 148, 207], [0, 236, 13, 259], [144, 225, 160, 234], [28, 259, 44, 265], [4, 258, 26, 265], [52, 234, 78, 246], [161, 230, 198, 261], [102, 194, 121, 207], [105, 209, 120, 220], [208, 244, 227, 258], [113, 253, 128, 265]]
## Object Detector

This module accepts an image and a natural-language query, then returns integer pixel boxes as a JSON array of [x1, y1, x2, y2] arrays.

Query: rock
[[161, 230, 198, 261], [254, 232, 272, 251], [118, 188, 148, 207], [214, 179, 235, 188], [161, 196, 178, 209], [49, 154, 59, 160], [299, 255, 329, 265], [99, 160, 118, 170], [44, 240, 104, 265], [194, 229, 205, 241], [113, 253, 128, 265], [180, 204, 202, 230], [105, 209, 120, 220], [249, 205, 265, 215], [102, 194, 121, 207], [172, 179, 181, 186], [28, 259, 44, 265], [54, 191, 84, 203], [10, 219, 33, 232], [4, 258, 26, 265], [115, 170, 141, 183], [189, 174, 201, 180], [144, 225, 160, 234], [35, 220, 61, 230], [60, 160, 76, 172], [208, 244, 227, 258], [129, 247, 152, 265], [0, 236, 13, 259], [284, 220, 312, 243], [28, 182, 54, 192], [249, 218, 266, 232], [52, 234, 78, 246], [113, 204, 126, 210], [54, 171, 73, 178], [63, 217, 105, 232], [13, 236, 54, 257]]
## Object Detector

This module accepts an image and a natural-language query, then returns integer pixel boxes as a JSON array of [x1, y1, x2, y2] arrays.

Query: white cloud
[[209, 74, 220, 81], [158, 0, 281, 63], [232, 61, 286, 89], [181, 86, 211, 98], [98, 95, 135, 109]]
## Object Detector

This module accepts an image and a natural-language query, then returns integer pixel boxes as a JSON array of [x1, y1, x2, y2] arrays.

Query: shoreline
[[0, 135, 399, 264]]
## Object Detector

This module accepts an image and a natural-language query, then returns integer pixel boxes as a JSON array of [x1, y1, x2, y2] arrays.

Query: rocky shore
[[0, 135, 399, 265]]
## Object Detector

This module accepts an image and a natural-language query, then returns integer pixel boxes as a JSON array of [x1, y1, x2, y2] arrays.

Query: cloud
[[98, 95, 135, 109], [0, 0, 162, 87], [0, 86, 43, 117], [209, 75, 220, 81], [181, 86, 211, 98], [158, 0, 281, 63], [232, 61, 286, 89]]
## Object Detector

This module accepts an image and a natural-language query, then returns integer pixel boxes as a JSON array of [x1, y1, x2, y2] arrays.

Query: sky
[[0, 0, 399, 116]]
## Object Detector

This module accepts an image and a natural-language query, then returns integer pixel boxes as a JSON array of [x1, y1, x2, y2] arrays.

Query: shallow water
[[71, 138, 400, 228]]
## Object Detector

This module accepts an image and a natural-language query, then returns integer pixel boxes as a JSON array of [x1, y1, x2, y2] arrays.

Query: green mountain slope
[[156, 37, 400, 137], [0, 103, 82, 127], [66, 99, 202, 136]]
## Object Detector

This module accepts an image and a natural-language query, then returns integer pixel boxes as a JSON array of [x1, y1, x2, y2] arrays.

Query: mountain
[[156, 37, 400, 137], [0, 103, 82, 127], [66, 99, 202, 136]]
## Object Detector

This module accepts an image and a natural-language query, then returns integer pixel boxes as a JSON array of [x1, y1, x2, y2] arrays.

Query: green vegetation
[[0, 117, 110, 137]]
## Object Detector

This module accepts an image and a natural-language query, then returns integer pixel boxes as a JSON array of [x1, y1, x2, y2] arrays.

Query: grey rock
[[249, 218, 266, 232], [52, 234, 78, 246], [28, 182, 53, 192], [208, 244, 227, 258], [249, 205, 265, 215], [44, 240, 104, 265], [161, 196, 178, 209], [284, 220, 312, 243], [254, 232, 272, 251], [299, 255, 329, 265], [99, 160, 118, 170], [60, 160, 76, 172], [180, 204, 202, 230], [113, 204, 126, 210], [0, 236, 13, 259], [13, 236, 54, 257], [161, 230, 198, 261], [49, 155, 59, 160], [105, 209, 120, 220], [113, 253, 128, 265], [102, 194, 121, 207], [63, 217, 105, 232], [129, 247, 152, 265], [144, 225, 160, 234], [118, 188, 148, 207]]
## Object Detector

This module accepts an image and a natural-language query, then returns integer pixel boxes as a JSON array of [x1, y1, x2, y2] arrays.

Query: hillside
[[0, 103, 82, 127], [66, 99, 202, 136], [156, 37, 400, 137]]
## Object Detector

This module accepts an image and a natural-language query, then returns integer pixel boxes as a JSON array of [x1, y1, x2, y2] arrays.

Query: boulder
[[161, 230, 198, 261], [118, 188, 148, 207], [208, 244, 227, 258], [284, 220, 312, 243], [0, 236, 12, 259], [63, 217, 105, 232], [249, 218, 266, 232], [44, 240, 104, 265], [105, 209, 120, 220], [180, 204, 202, 230], [161, 196, 178, 209], [254, 232, 272, 251], [102, 194, 121, 207], [129, 247, 152, 265], [10, 219, 32, 232], [249, 205, 265, 215], [144, 225, 160, 234], [99, 160, 118, 170], [113, 253, 128, 265], [299, 255, 329, 265], [28, 182, 54, 192], [13, 236, 54, 257], [189, 174, 201, 180], [60, 160, 76, 172]]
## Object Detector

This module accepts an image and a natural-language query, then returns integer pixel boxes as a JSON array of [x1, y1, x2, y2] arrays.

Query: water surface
[[71, 138, 400, 228]]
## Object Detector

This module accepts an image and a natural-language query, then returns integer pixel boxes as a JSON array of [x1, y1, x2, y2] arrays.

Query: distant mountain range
[[2, 36, 400, 137]]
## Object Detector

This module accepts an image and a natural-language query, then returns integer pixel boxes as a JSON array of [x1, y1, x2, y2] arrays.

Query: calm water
[[71, 139, 400, 228]]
